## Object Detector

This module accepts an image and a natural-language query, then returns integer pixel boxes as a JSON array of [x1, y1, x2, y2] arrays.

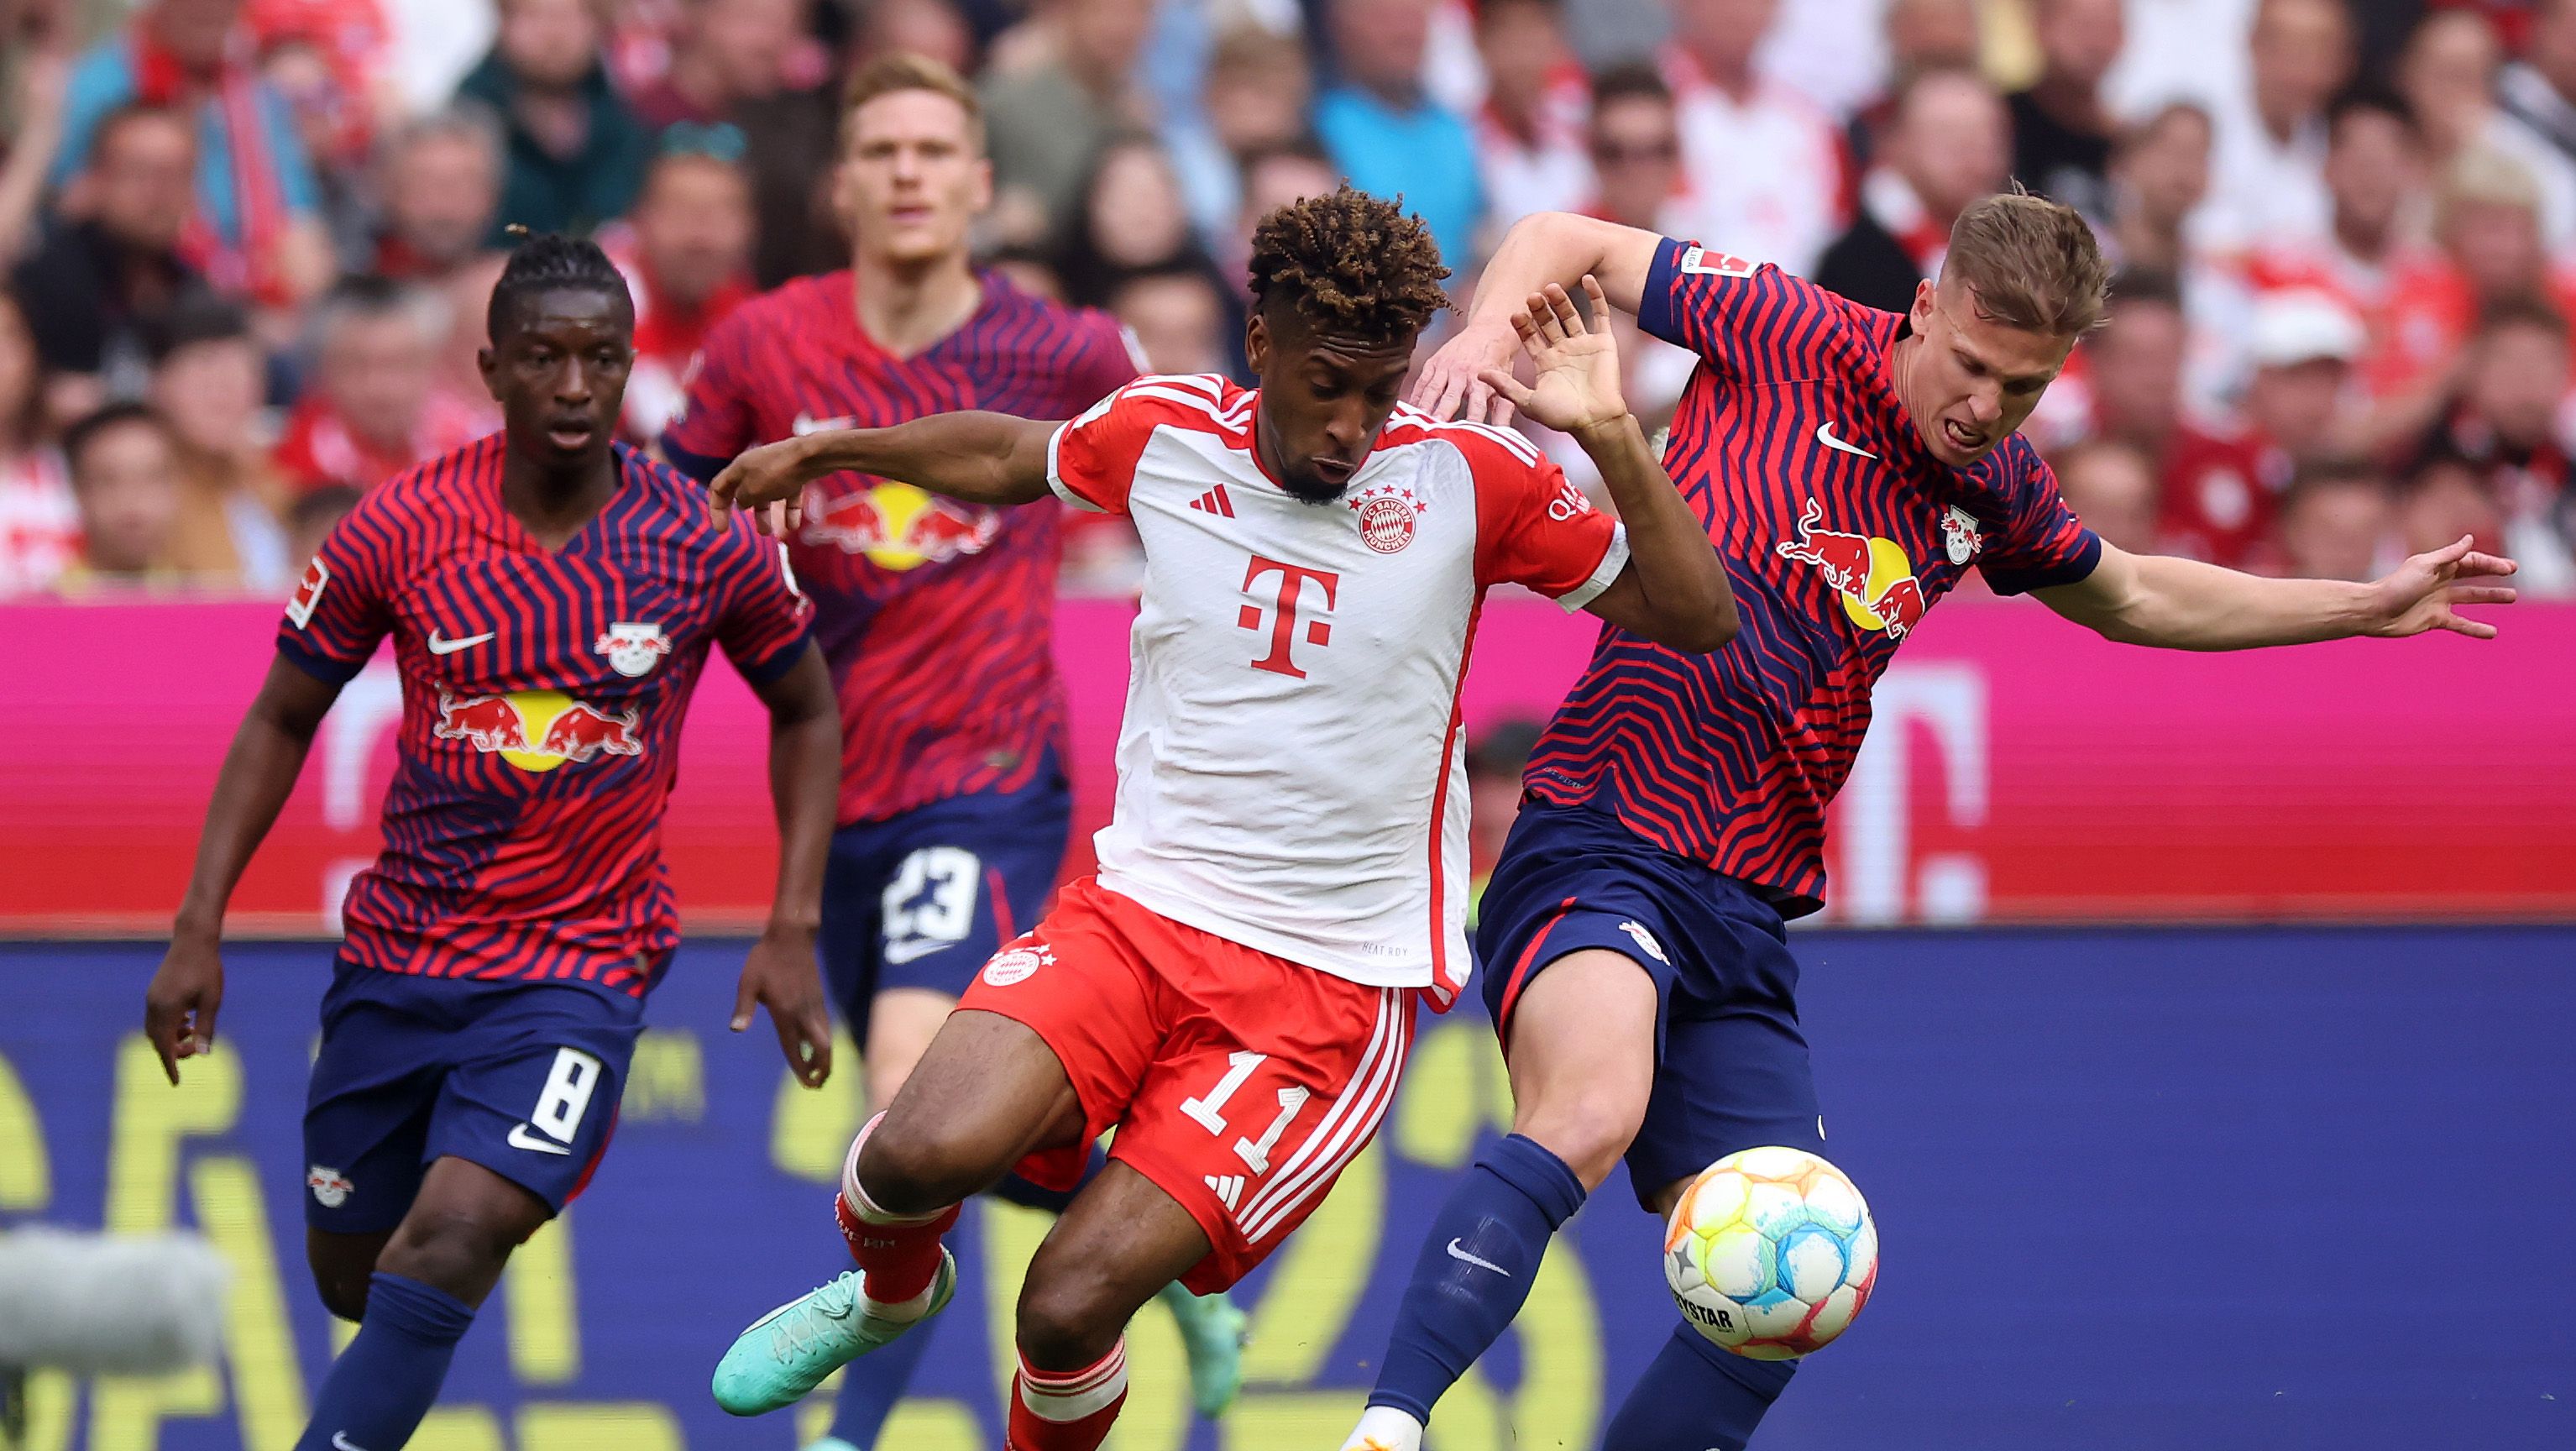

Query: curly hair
[[1247, 186, 1451, 344], [486, 228, 632, 340]]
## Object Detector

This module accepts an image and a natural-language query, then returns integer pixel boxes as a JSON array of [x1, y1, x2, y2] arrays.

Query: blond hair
[[842, 52, 985, 151], [1940, 189, 2111, 337]]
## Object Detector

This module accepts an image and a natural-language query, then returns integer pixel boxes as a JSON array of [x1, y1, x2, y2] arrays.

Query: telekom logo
[[1238, 554, 1341, 678]]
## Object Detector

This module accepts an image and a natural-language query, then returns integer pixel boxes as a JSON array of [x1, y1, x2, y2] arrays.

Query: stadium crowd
[[1, 0, 2573, 599]]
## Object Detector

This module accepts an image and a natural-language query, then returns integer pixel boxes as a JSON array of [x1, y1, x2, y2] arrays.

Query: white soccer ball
[[1662, 1146, 1878, 1359]]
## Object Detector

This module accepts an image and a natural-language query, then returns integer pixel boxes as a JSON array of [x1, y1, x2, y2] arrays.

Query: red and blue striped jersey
[[1525, 238, 2101, 915], [277, 437, 813, 996], [661, 270, 1139, 825]]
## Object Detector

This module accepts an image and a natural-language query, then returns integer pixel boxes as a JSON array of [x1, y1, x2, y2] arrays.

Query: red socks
[[1007, 1340, 1128, 1451], [836, 1114, 959, 1311]]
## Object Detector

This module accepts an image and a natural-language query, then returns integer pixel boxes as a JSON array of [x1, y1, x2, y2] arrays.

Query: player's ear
[[1910, 277, 1939, 333], [476, 344, 502, 401], [1244, 311, 1269, 378]]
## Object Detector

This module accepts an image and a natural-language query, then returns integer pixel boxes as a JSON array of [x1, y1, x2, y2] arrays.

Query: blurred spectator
[[984, 244, 1064, 303], [1584, 65, 1683, 235], [1052, 134, 1211, 307], [1217, 139, 1339, 291], [244, 0, 401, 159], [2270, 459, 2393, 581], [1165, 24, 1312, 247], [2088, 269, 2270, 568], [2246, 87, 2431, 333], [2413, 294, 2576, 594], [272, 274, 484, 491], [285, 477, 359, 563], [2399, 448, 2508, 561], [857, 0, 975, 76], [2365, 144, 2576, 411], [1659, 0, 1847, 274], [1317, 0, 1482, 270], [2006, 0, 2123, 222], [50, 0, 334, 307], [1470, 0, 1589, 234], [1848, 0, 1981, 170], [627, 0, 808, 128], [2399, 8, 2507, 168], [0, 285, 77, 596], [370, 106, 503, 284], [1109, 264, 1228, 376], [614, 144, 755, 441], [982, 0, 1155, 249], [457, 0, 652, 240], [60, 401, 184, 587], [2049, 436, 2161, 556], [12, 104, 214, 426], [259, 33, 369, 268], [1814, 66, 2008, 317], [2491, 0, 2576, 249], [2163, 288, 2364, 564], [2202, 0, 2353, 254], [2105, 101, 2214, 275], [1, 41, 71, 268], [146, 294, 291, 589], [431, 249, 509, 427]]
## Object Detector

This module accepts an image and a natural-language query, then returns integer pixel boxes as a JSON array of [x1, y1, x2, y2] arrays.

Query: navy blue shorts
[[302, 962, 647, 1234], [1477, 803, 1825, 1207], [821, 752, 1071, 1045]]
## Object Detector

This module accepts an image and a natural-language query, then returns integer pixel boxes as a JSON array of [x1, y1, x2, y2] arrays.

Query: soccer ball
[[1662, 1145, 1878, 1359]]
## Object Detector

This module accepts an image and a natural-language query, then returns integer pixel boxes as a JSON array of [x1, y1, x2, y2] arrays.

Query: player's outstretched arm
[[1414, 212, 1663, 425], [2034, 537, 2520, 650], [735, 642, 836, 1087], [706, 411, 1062, 534], [149, 657, 343, 1083], [1479, 278, 1738, 652]]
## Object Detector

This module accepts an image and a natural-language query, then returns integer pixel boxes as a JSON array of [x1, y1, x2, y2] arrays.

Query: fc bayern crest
[[1348, 483, 1426, 554], [594, 621, 672, 677]]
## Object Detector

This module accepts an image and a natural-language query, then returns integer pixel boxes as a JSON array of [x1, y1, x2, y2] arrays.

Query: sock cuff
[[843, 1113, 948, 1226], [364, 1272, 476, 1342], [1479, 1134, 1588, 1227], [1017, 1339, 1128, 1422]]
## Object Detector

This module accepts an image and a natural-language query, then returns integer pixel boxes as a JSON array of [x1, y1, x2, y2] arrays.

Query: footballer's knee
[[856, 1111, 994, 1214], [1511, 1083, 1650, 1190], [374, 1160, 549, 1305], [306, 1231, 384, 1322], [1013, 1257, 1133, 1371]]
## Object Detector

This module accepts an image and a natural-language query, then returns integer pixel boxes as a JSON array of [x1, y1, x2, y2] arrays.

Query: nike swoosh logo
[[793, 412, 856, 437], [427, 631, 495, 656], [506, 1123, 572, 1155], [1815, 422, 1877, 459], [1446, 1238, 1511, 1277], [882, 937, 956, 966], [333, 1434, 369, 1451]]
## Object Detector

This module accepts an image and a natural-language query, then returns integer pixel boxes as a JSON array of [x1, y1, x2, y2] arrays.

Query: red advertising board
[[2, 597, 2568, 932]]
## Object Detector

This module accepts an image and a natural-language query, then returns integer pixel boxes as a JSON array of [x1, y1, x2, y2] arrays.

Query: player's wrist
[[760, 911, 820, 940], [1570, 412, 1638, 447], [172, 904, 223, 942]]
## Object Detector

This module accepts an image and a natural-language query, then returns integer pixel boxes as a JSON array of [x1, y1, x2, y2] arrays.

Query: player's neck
[[853, 249, 983, 358], [500, 449, 620, 550]]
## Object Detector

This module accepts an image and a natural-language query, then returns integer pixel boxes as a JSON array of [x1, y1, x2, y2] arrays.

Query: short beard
[[1278, 473, 1348, 505]]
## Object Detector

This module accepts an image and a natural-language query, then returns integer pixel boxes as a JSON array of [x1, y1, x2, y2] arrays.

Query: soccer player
[[652, 52, 1244, 1442], [1340, 194, 2522, 1451], [702, 186, 1736, 1451], [143, 233, 839, 1451]]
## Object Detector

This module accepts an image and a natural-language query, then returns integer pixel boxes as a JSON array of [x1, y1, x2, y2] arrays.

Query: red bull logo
[[1774, 498, 1927, 640], [801, 481, 1000, 571], [434, 689, 644, 772]]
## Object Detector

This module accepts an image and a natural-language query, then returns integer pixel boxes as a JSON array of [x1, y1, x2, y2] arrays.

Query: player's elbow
[[1641, 601, 1737, 653]]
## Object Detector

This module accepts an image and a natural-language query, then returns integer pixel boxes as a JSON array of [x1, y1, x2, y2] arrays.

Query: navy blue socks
[[1600, 1323, 1797, 1450], [295, 1273, 475, 1451]]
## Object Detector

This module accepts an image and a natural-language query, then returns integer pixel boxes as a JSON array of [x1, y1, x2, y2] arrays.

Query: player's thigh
[[1500, 949, 1662, 1190], [374, 1155, 554, 1307], [302, 971, 447, 1243], [425, 988, 641, 1239], [1630, 970, 1825, 1218], [863, 986, 958, 1110], [1015, 1160, 1213, 1370]]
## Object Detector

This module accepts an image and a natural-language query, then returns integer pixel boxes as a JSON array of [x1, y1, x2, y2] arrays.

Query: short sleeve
[[659, 311, 762, 484], [275, 495, 397, 683], [714, 526, 816, 686], [1463, 426, 1629, 610], [1977, 443, 2104, 595], [1636, 236, 1806, 378], [1045, 376, 1217, 516]]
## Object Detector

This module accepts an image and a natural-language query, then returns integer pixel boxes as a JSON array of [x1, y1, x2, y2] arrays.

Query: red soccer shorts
[[957, 876, 1419, 1292]]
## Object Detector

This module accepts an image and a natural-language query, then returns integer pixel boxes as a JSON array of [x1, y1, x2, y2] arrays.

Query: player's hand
[[2359, 535, 2519, 639], [734, 923, 831, 1087], [707, 438, 817, 538], [1474, 277, 1629, 438], [1409, 316, 1523, 426], [144, 930, 225, 1085]]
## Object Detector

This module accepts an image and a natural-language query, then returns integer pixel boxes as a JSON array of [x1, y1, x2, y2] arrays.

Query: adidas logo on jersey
[[1204, 1174, 1245, 1213], [1189, 485, 1236, 517]]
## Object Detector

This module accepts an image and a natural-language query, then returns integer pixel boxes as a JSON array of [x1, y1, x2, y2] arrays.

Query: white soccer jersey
[[1048, 375, 1629, 1005]]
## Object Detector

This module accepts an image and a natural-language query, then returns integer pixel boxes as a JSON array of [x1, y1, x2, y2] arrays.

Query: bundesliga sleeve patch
[[1678, 244, 1759, 278], [285, 557, 330, 628]]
